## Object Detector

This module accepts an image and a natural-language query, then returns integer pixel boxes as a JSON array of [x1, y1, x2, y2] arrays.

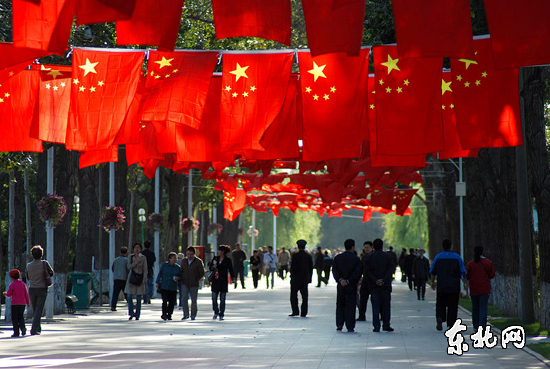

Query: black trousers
[[111, 279, 127, 310], [436, 292, 460, 327], [11, 305, 26, 336], [160, 289, 177, 319], [29, 288, 47, 334], [279, 265, 289, 280], [407, 272, 415, 290], [358, 285, 370, 319], [416, 279, 427, 299], [316, 268, 323, 286], [251, 269, 260, 288], [371, 288, 391, 330], [336, 284, 357, 330], [234, 266, 245, 288], [290, 281, 309, 316], [322, 267, 331, 284]]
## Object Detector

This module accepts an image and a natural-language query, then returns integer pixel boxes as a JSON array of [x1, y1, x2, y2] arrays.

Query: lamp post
[[74, 196, 80, 251], [138, 208, 146, 244]]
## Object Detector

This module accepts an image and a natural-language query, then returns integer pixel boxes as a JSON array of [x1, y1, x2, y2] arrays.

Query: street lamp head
[[138, 215, 146, 223], [138, 208, 146, 215]]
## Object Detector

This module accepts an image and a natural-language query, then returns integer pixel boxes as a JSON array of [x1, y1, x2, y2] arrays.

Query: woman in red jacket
[[466, 246, 495, 331]]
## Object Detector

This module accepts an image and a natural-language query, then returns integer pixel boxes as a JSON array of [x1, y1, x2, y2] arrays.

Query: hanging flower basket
[[147, 213, 166, 231], [247, 227, 259, 237], [100, 206, 126, 232], [181, 216, 200, 233], [207, 223, 223, 235], [37, 194, 67, 227]]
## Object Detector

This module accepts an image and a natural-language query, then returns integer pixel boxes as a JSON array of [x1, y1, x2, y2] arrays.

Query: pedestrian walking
[[412, 249, 430, 300], [289, 239, 313, 317], [466, 246, 495, 330], [111, 246, 129, 311], [388, 246, 398, 279], [364, 238, 394, 332], [357, 241, 373, 321], [314, 247, 324, 287], [141, 240, 156, 304], [264, 246, 278, 289], [156, 252, 181, 321], [231, 243, 246, 289], [430, 239, 467, 331], [180, 246, 205, 320], [250, 250, 261, 289], [322, 250, 333, 285], [4, 269, 30, 337], [404, 248, 416, 291], [125, 243, 147, 321], [176, 252, 185, 309], [209, 245, 235, 321], [398, 248, 407, 282], [332, 239, 362, 332], [278, 247, 290, 280], [26, 245, 54, 335]]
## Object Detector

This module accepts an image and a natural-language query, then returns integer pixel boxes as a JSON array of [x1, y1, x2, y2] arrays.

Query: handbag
[[129, 270, 144, 286], [42, 261, 52, 287]]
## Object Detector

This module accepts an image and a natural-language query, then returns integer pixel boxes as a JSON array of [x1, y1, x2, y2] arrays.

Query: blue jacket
[[156, 262, 181, 291], [429, 251, 466, 293]]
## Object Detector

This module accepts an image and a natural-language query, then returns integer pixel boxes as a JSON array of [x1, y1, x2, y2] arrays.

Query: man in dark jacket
[[231, 243, 247, 289], [357, 241, 373, 321], [364, 238, 394, 332], [322, 250, 332, 285], [289, 239, 313, 317], [332, 239, 362, 332], [314, 247, 325, 287], [430, 239, 466, 330], [141, 240, 156, 304], [412, 248, 430, 301], [180, 246, 205, 320], [403, 248, 416, 291]]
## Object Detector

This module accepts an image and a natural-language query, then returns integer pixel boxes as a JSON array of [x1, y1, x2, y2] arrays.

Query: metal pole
[[459, 157, 464, 259], [251, 210, 256, 251], [212, 206, 218, 251], [45, 147, 54, 319], [108, 162, 115, 306], [188, 169, 193, 246], [154, 168, 160, 297], [273, 211, 277, 252], [516, 69, 535, 323]]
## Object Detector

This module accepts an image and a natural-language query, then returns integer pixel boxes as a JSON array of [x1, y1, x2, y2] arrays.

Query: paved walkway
[[0, 274, 548, 369]]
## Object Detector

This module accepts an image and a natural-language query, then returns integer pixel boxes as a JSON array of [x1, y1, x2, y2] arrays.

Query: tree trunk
[[14, 170, 24, 271], [421, 159, 447, 259], [165, 171, 183, 257], [23, 168, 32, 273], [523, 66, 550, 328], [34, 152, 47, 253], [53, 147, 78, 314], [127, 164, 138, 248], [115, 149, 128, 254], [75, 166, 98, 272]]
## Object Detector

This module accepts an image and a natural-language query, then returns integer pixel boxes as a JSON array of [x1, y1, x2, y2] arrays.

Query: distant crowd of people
[[3, 238, 495, 338]]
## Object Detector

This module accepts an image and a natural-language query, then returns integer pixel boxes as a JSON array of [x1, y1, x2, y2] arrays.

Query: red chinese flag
[[113, 76, 145, 146], [301, 0, 365, 57], [240, 75, 299, 160], [76, 0, 135, 25], [365, 76, 427, 167], [394, 188, 417, 216], [141, 51, 219, 129], [212, 0, 291, 46], [116, 0, 184, 51], [370, 187, 394, 211], [175, 77, 234, 163], [79, 146, 119, 169], [391, 0, 474, 59], [438, 71, 478, 160], [373, 45, 443, 155], [126, 122, 164, 166], [224, 189, 247, 221], [30, 65, 72, 144], [299, 49, 369, 161], [66, 49, 144, 151], [450, 38, 522, 149], [0, 70, 43, 152], [0, 43, 50, 70], [484, 0, 550, 69], [12, 0, 75, 54], [220, 52, 293, 153]]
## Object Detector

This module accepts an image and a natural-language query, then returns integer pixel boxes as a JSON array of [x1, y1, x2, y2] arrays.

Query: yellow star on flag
[[243, 92, 249, 97], [396, 87, 403, 93], [73, 79, 79, 85], [308, 62, 327, 82], [232, 92, 238, 97], [47, 70, 63, 79], [458, 58, 478, 70], [250, 86, 257, 92], [155, 57, 174, 69], [230, 63, 249, 81], [172, 69, 179, 73], [225, 86, 232, 92], [305, 86, 312, 93], [79, 58, 99, 76], [330, 86, 336, 93], [97, 81, 104, 86], [45, 84, 51, 89], [313, 94, 319, 101], [464, 82, 470, 87], [0, 98, 3, 103], [79, 86, 86, 92], [456, 75, 463, 81], [323, 94, 329, 101], [4, 92, 9, 98], [450, 104, 455, 109], [52, 85, 59, 91], [369, 104, 375, 109], [60, 82, 66, 87], [89, 86, 96, 92], [442, 79, 452, 95], [379, 79, 384, 85], [403, 79, 410, 86], [442, 105, 446, 110], [475, 80, 481, 86], [482, 71, 488, 78], [386, 87, 392, 93], [381, 54, 400, 74]]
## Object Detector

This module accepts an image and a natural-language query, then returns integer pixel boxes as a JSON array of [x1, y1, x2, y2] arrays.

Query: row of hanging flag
[[0, 38, 522, 170], [7, 0, 550, 68]]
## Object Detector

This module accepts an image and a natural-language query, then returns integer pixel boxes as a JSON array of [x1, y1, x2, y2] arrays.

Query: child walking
[[4, 269, 30, 337]]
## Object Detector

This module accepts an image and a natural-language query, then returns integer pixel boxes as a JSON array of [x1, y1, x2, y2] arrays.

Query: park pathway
[[0, 273, 548, 368]]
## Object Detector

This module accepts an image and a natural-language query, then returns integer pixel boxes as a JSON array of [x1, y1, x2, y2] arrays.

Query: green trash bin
[[244, 260, 249, 277], [69, 273, 92, 309]]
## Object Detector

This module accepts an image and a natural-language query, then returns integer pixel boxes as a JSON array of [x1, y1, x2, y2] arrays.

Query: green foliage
[[489, 318, 549, 337], [364, 1, 396, 46], [527, 343, 550, 360], [383, 188, 428, 255]]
